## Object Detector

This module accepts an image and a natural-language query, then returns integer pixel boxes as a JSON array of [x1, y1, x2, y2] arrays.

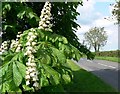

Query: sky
[[75, 0, 118, 51]]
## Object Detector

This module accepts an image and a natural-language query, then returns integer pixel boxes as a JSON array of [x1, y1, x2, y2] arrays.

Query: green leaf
[[1, 81, 9, 92], [13, 62, 23, 86], [62, 37, 68, 44], [16, 61, 26, 77], [23, 85, 34, 91], [51, 47, 66, 64], [42, 64, 60, 85], [6, 62, 13, 81], [17, 10, 26, 19], [62, 74, 71, 84], [0, 65, 8, 78], [28, 12, 35, 19], [40, 75, 49, 87], [3, 25, 14, 31], [3, 54, 14, 64], [3, 3, 11, 11]]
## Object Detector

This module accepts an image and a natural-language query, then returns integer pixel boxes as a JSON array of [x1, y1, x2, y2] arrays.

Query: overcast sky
[[76, 0, 118, 51]]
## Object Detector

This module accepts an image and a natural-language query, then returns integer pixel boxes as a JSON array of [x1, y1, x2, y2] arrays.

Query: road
[[76, 58, 119, 91]]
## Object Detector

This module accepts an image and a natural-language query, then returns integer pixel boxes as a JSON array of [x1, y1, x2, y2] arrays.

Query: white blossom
[[30, 28, 35, 31], [27, 46, 33, 51], [18, 44, 22, 47], [25, 1, 52, 90], [26, 80, 30, 85], [46, 21, 50, 24], [27, 68, 33, 73], [0, 52, 2, 55], [38, 1, 52, 31], [30, 72, 35, 77], [30, 63, 36, 67], [32, 42, 36, 46], [25, 75, 30, 79], [28, 32, 34, 36], [16, 47, 21, 52], [0, 40, 10, 53], [26, 62, 31, 66], [31, 35, 36, 39], [32, 76, 39, 81], [31, 67, 36, 71], [38, 27, 42, 29], [25, 50, 32, 56], [42, 24, 48, 27], [26, 42, 31, 46], [17, 35, 20, 38], [29, 55, 34, 59], [29, 38, 34, 42], [33, 82, 39, 87]]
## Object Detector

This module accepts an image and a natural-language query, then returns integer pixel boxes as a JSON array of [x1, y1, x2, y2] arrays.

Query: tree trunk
[[97, 45, 100, 52], [94, 43, 97, 52]]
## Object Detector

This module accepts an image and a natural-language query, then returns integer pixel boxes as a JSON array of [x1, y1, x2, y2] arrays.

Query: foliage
[[112, 1, 120, 24], [84, 27, 108, 52], [0, 26, 82, 93], [0, 1, 84, 93], [2, 2, 94, 59]]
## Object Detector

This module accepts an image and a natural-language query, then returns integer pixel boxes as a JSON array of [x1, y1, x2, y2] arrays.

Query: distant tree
[[112, 1, 120, 24], [84, 27, 108, 52]]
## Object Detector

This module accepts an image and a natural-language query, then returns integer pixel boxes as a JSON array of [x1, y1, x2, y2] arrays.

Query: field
[[95, 56, 120, 63], [94, 50, 120, 63]]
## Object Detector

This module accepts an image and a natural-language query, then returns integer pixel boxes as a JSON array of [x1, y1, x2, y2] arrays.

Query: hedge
[[94, 50, 120, 57]]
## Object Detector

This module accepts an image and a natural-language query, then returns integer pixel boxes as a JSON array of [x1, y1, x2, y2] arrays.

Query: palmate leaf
[[0, 52, 26, 92], [3, 54, 14, 65], [0, 81, 9, 93], [17, 5, 39, 20], [41, 64, 60, 86], [16, 61, 26, 77], [55, 62, 73, 85], [50, 47, 66, 64], [13, 62, 23, 86], [36, 41, 66, 66]]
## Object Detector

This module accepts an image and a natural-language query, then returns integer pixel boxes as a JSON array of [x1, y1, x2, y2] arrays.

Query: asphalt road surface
[[76, 58, 119, 91]]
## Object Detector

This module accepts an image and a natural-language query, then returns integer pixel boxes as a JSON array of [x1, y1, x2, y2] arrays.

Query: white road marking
[[108, 65, 116, 69], [98, 63, 116, 69], [87, 60, 93, 63]]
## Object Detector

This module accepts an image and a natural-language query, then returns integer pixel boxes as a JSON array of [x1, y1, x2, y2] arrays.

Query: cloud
[[77, 0, 95, 14], [77, 0, 103, 25], [93, 0, 115, 2], [93, 16, 116, 27]]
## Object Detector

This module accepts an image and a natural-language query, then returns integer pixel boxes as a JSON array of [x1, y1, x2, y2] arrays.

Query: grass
[[37, 60, 117, 93], [63, 60, 117, 93], [95, 56, 120, 63]]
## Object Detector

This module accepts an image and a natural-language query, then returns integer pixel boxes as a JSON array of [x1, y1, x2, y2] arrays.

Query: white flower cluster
[[0, 41, 9, 54], [24, 29, 40, 90], [38, 1, 52, 31], [10, 32, 22, 52]]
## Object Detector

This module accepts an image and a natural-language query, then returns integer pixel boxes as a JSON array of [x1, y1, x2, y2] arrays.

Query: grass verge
[[38, 60, 117, 93], [95, 56, 120, 63], [63, 60, 117, 92]]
